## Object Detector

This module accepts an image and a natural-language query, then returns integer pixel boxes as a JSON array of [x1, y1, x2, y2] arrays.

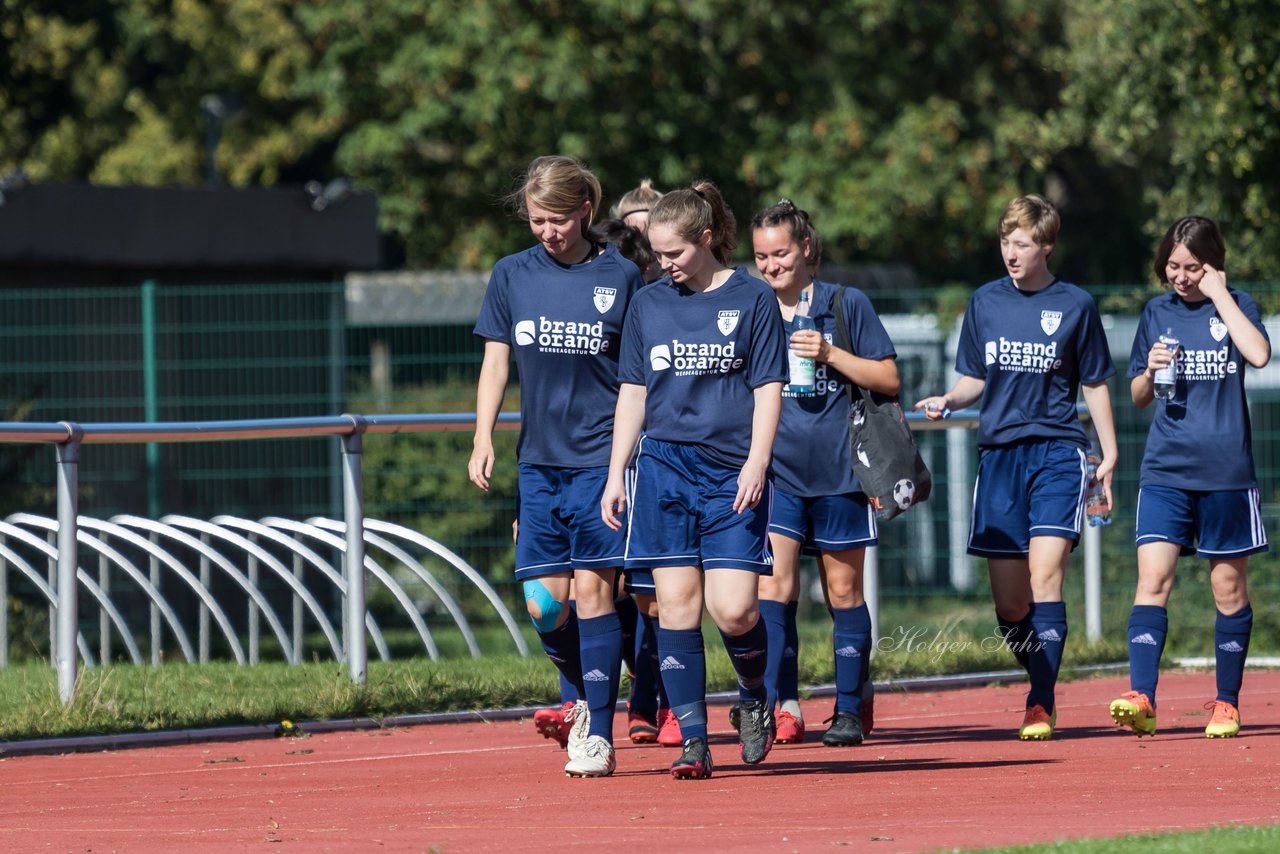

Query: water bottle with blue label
[[787, 291, 816, 394], [1153, 326, 1179, 401]]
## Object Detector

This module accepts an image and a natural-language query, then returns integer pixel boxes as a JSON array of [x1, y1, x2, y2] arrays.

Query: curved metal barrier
[[0, 412, 531, 704]]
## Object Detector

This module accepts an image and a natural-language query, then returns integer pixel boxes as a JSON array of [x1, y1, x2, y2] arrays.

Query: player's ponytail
[[650, 180, 738, 265]]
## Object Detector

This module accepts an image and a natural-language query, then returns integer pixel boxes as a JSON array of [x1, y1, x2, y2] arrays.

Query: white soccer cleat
[[564, 699, 591, 761], [564, 734, 616, 777]]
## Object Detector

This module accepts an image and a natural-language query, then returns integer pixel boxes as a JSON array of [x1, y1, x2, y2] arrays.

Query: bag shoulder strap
[[830, 288, 874, 408]]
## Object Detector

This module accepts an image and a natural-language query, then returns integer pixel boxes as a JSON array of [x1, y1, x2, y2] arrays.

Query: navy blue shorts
[[623, 569, 655, 596], [969, 440, 1087, 558], [769, 488, 877, 552], [514, 463, 625, 580], [624, 437, 773, 573], [1136, 484, 1268, 559]]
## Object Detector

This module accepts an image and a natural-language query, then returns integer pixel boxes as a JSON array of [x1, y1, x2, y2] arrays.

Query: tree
[[1053, 0, 1280, 281]]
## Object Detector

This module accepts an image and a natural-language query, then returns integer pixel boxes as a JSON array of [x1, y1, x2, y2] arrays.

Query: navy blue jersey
[[618, 267, 789, 469], [474, 243, 644, 467], [772, 280, 897, 496], [956, 277, 1114, 448], [1127, 289, 1268, 490]]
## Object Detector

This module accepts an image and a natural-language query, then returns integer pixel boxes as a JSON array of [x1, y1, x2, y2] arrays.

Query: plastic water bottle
[[1085, 453, 1112, 527], [1153, 327, 1179, 401], [787, 291, 816, 394]]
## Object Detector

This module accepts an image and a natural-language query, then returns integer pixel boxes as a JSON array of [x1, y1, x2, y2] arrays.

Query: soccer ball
[[892, 478, 915, 510]]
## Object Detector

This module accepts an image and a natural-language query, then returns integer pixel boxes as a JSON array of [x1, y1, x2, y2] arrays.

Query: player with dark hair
[[749, 198, 899, 747], [1109, 215, 1270, 739]]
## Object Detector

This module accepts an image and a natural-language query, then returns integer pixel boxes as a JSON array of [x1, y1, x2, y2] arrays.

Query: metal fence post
[[865, 545, 880, 653], [55, 426, 83, 705], [341, 415, 368, 685]]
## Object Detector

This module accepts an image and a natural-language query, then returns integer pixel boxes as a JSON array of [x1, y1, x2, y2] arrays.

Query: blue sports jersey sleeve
[[474, 261, 513, 344], [772, 281, 897, 496], [472, 244, 641, 468], [1131, 289, 1267, 490]]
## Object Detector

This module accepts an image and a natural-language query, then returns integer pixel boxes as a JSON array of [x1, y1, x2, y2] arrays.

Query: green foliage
[[5, 1, 1278, 285], [357, 383, 520, 587], [1053, 0, 1280, 281]]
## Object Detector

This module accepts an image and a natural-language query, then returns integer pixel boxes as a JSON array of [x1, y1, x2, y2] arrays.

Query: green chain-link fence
[[2, 278, 1278, 654]]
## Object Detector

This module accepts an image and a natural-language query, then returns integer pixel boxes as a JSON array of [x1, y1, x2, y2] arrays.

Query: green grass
[[975, 824, 1280, 853], [0, 585, 1274, 742]]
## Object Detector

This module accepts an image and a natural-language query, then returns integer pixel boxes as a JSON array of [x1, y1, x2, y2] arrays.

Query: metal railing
[[0, 409, 1107, 705], [0, 413, 524, 704]]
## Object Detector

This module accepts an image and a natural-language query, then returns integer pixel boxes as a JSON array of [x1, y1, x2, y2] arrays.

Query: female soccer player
[[1109, 216, 1269, 739], [601, 180, 789, 779], [612, 178, 664, 233], [751, 199, 899, 747], [470, 155, 645, 777], [915, 194, 1118, 740]]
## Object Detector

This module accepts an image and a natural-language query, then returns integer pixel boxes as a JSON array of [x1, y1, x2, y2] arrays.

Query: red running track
[[1, 671, 1278, 852]]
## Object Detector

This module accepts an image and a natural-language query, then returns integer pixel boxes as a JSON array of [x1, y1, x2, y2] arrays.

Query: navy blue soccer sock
[[832, 604, 872, 715], [997, 609, 1034, 672], [657, 627, 708, 742], [557, 671, 576, 705], [578, 612, 623, 742], [778, 600, 802, 707], [1127, 604, 1168, 707], [759, 598, 788, 710], [1215, 603, 1253, 706], [720, 618, 770, 705], [1026, 600, 1068, 713], [537, 610, 585, 698], [630, 610, 662, 717], [615, 593, 639, 678]]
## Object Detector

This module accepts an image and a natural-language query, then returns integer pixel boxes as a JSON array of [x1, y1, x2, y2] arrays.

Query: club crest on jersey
[[593, 287, 616, 314], [1040, 310, 1063, 336], [1210, 316, 1228, 342], [717, 310, 740, 336]]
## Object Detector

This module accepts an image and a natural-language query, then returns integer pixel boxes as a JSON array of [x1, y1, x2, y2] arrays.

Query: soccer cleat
[[775, 710, 806, 744], [533, 701, 574, 749], [564, 699, 591, 761], [822, 711, 864, 747], [670, 736, 713, 779], [656, 707, 683, 746], [628, 709, 659, 744], [1204, 700, 1241, 738], [737, 700, 776, 764], [564, 735, 616, 777], [728, 703, 741, 731], [1018, 704, 1056, 740], [862, 680, 876, 735], [1109, 691, 1157, 736]]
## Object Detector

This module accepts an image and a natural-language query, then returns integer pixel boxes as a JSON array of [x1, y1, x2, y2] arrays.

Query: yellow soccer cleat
[[1019, 704, 1057, 741], [1109, 691, 1157, 737], [1204, 700, 1241, 738]]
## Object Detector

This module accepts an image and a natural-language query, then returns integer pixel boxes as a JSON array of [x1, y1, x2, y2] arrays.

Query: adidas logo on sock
[[835, 646, 861, 658], [783, 646, 796, 657], [660, 656, 685, 671], [1218, 641, 1245, 653], [1130, 633, 1159, 646], [1037, 628, 1063, 642], [583, 669, 609, 682]]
